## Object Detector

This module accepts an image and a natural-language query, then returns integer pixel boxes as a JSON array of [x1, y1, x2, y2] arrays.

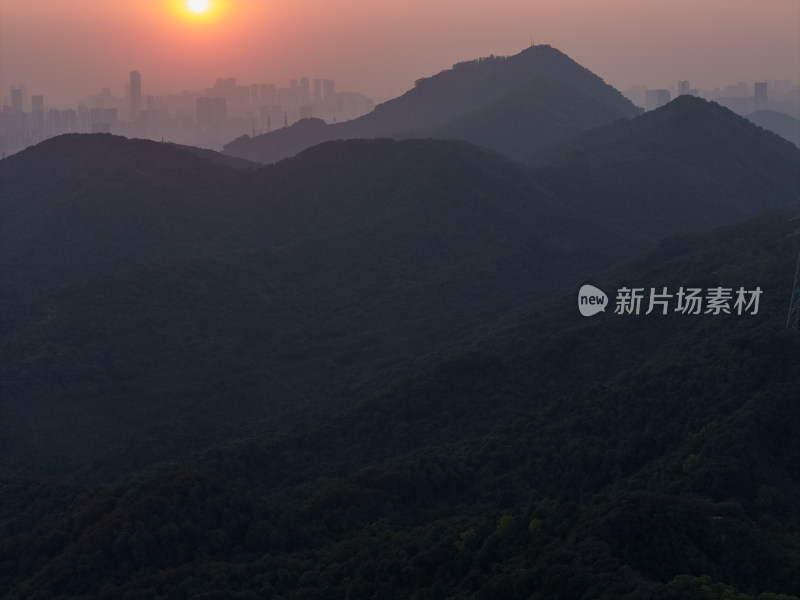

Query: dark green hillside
[[1, 208, 799, 599], [2, 105, 799, 483], [0, 136, 592, 481], [0, 134, 247, 308], [223, 45, 640, 164]]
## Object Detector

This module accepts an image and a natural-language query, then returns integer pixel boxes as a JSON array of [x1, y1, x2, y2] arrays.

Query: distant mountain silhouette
[[223, 45, 641, 163], [429, 76, 631, 161], [531, 95, 800, 244], [747, 109, 800, 147]]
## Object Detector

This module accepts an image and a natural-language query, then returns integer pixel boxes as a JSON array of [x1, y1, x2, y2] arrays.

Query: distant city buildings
[[754, 82, 768, 111], [196, 96, 227, 127], [0, 71, 375, 156], [625, 79, 800, 118], [3, 70, 798, 158], [130, 71, 141, 122], [645, 88, 671, 111], [677, 81, 698, 96], [10, 88, 23, 112]]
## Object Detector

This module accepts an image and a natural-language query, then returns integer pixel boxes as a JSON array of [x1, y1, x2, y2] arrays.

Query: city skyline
[[2, 0, 798, 107], [0, 67, 378, 156]]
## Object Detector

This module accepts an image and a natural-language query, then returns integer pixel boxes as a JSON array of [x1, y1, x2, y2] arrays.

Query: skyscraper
[[10, 88, 23, 112], [31, 95, 45, 133], [196, 97, 226, 127], [754, 82, 768, 111], [323, 79, 335, 103], [645, 88, 670, 111], [129, 71, 141, 121]]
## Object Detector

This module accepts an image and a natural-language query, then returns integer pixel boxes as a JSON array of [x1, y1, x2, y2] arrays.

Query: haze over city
[[2, 0, 798, 106]]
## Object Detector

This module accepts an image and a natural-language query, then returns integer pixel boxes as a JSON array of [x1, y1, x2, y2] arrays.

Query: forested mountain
[[1, 207, 799, 599], [531, 95, 800, 244], [3, 36, 800, 597], [222, 45, 641, 163], [1, 91, 799, 483]]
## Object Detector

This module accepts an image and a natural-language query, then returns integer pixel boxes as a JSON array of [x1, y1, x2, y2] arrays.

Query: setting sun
[[171, 0, 225, 25], [187, 0, 209, 13]]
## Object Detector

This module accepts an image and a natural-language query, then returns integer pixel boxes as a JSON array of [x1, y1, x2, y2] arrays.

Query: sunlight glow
[[188, 0, 210, 13], [171, 0, 225, 25]]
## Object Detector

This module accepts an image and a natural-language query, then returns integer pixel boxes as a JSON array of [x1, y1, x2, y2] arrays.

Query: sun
[[187, 0, 209, 13]]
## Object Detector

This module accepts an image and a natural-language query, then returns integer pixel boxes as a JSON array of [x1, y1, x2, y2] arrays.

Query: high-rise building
[[645, 88, 670, 111], [130, 71, 142, 121], [754, 82, 768, 111], [196, 96, 227, 127], [260, 84, 276, 105], [31, 95, 45, 133], [677, 81, 699, 98], [300, 77, 310, 103], [313, 79, 322, 102], [323, 79, 335, 103], [47, 108, 63, 137], [10, 88, 23, 112]]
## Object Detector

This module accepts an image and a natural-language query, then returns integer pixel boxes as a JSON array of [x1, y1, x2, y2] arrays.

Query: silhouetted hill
[[0, 134, 586, 480], [2, 207, 799, 599], [223, 45, 641, 163], [429, 76, 630, 160], [2, 91, 800, 482], [747, 109, 800, 147], [531, 95, 800, 242], [0, 134, 254, 309]]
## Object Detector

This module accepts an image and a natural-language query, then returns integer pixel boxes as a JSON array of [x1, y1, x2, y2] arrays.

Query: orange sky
[[1, 0, 798, 105]]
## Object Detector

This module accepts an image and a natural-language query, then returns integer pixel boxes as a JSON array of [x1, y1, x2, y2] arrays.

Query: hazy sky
[[1, 0, 798, 106]]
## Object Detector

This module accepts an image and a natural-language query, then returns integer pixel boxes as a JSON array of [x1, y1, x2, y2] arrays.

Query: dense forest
[[2, 208, 800, 599]]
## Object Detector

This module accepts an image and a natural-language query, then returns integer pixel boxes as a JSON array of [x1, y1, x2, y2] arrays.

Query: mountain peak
[[535, 93, 800, 166], [224, 45, 640, 164]]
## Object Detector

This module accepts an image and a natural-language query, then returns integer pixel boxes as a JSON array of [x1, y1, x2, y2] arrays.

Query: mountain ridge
[[223, 45, 641, 163], [530, 95, 800, 244], [2, 93, 800, 481]]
